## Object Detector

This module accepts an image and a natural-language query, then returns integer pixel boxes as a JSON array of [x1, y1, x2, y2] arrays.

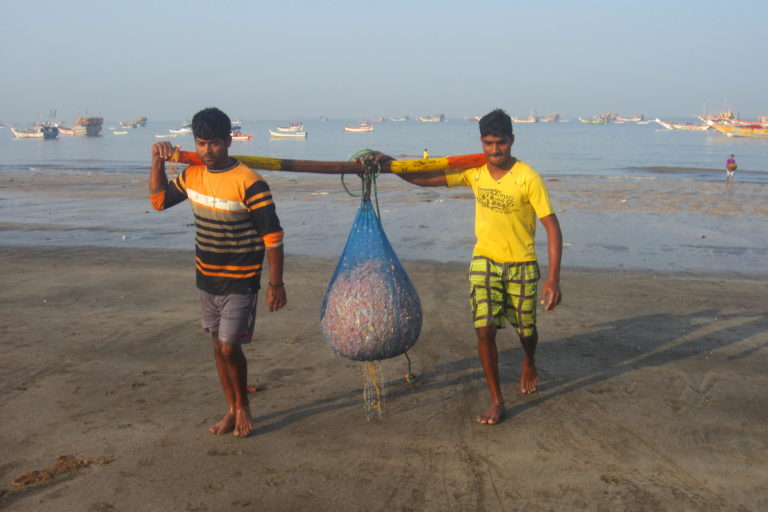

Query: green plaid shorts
[[468, 254, 540, 337]]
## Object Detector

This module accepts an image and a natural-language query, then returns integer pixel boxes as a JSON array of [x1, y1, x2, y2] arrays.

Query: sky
[[1, 0, 766, 124]]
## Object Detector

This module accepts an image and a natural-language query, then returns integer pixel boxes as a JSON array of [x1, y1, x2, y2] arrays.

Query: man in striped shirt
[[150, 107, 286, 437]]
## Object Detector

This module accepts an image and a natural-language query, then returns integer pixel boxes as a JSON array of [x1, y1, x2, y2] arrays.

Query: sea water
[[2, 118, 767, 183]]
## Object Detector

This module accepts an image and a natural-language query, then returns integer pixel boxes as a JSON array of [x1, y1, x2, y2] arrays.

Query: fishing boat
[[417, 114, 445, 122], [706, 120, 768, 138], [57, 125, 86, 136], [120, 116, 147, 129], [231, 128, 253, 141], [616, 114, 644, 122], [578, 117, 607, 125], [344, 121, 373, 133], [113, 131, 128, 135], [275, 121, 303, 133], [58, 116, 103, 136], [726, 118, 768, 128], [11, 124, 59, 139], [269, 129, 307, 138], [464, 116, 481, 122], [389, 115, 409, 122], [539, 113, 560, 123], [169, 120, 192, 134], [154, 133, 177, 139], [654, 118, 710, 131], [511, 116, 538, 123], [698, 110, 737, 124]]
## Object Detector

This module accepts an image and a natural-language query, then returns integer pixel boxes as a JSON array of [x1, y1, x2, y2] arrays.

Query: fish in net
[[320, 195, 422, 417]]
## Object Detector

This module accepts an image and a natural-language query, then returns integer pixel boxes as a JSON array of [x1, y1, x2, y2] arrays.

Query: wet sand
[[1, 169, 767, 274], [1, 246, 767, 511], [1, 169, 767, 510]]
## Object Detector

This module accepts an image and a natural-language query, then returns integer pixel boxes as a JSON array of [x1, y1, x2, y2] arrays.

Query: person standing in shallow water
[[375, 108, 563, 425], [726, 154, 737, 183], [149, 107, 286, 437]]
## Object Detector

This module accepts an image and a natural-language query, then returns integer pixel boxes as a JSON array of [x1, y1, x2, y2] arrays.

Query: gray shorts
[[198, 290, 258, 344]]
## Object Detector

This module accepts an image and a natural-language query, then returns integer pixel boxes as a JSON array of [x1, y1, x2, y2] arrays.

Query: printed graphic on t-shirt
[[476, 188, 517, 214]]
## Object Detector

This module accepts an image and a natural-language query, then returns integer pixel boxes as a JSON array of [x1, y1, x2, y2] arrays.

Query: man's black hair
[[479, 109, 513, 138], [192, 107, 231, 140]]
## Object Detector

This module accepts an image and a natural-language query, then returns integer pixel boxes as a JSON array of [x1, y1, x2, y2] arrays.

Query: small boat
[[369, 116, 385, 123], [344, 121, 373, 133], [616, 114, 644, 122], [706, 120, 768, 138], [539, 113, 560, 123], [511, 116, 538, 123], [389, 115, 409, 122], [155, 133, 176, 138], [58, 125, 87, 136], [11, 124, 59, 139], [231, 127, 253, 141], [578, 117, 607, 125], [269, 129, 307, 138], [169, 127, 192, 134], [417, 114, 445, 122], [275, 121, 303, 133], [113, 131, 128, 135], [654, 118, 710, 131], [464, 116, 481, 122]]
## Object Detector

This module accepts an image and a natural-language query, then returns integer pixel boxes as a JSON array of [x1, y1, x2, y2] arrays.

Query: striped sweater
[[150, 159, 284, 294]]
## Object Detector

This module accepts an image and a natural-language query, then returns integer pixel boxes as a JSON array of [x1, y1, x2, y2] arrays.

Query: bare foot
[[520, 355, 539, 394], [233, 406, 254, 437], [477, 402, 505, 425], [209, 411, 235, 435]]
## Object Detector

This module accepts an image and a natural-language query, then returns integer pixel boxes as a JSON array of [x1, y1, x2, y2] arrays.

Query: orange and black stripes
[[150, 160, 283, 294]]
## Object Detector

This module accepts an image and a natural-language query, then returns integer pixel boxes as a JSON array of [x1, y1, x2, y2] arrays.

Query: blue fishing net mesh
[[320, 199, 422, 361]]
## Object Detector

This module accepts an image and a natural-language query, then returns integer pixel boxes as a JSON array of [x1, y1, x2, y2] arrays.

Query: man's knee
[[519, 328, 538, 344], [476, 325, 498, 344]]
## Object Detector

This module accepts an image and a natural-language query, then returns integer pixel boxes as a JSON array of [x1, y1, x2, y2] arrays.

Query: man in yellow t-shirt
[[385, 108, 562, 425]]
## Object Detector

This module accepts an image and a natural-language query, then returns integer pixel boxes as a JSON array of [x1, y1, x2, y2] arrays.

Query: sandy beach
[[1, 170, 767, 510], [1, 247, 767, 511]]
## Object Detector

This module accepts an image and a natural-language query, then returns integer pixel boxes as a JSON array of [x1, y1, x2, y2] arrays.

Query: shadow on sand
[[252, 307, 767, 434]]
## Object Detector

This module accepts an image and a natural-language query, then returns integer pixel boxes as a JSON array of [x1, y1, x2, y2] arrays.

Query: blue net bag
[[320, 198, 422, 361]]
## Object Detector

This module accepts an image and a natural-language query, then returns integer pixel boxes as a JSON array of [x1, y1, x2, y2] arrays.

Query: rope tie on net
[[344, 149, 382, 218]]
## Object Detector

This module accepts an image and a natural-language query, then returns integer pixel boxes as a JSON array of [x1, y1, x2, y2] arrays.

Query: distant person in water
[[726, 154, 737, 183], [371, 108, 563, 425]]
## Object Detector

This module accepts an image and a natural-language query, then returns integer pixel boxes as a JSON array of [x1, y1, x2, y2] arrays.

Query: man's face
[[195, 136, 231, 168], [480, 134, 514, 167]]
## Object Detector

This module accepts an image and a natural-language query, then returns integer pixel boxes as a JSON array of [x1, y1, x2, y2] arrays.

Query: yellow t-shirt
[[445, 160, 554, 262]]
